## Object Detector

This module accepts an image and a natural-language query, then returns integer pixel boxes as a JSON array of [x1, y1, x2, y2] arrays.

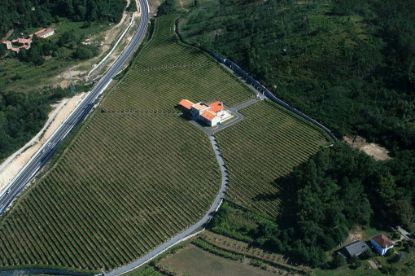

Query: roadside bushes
[[0, 86, 81, 160], [73, 45, 99, 60], [158, 0, 176, 15]]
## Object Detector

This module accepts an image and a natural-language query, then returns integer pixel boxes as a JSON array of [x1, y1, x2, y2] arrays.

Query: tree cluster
[[181, 0, 414, 153], [212, 144, 415, 267], [0, 0, 127, 35], [181, 1, 415, 266], [266, 144, 414, 266], [158, 0, 176, 16], [14, 31, 98, 65], [0, 86, 81, 160]]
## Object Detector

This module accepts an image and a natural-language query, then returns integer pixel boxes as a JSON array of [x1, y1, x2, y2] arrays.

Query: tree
[[0, 44, 5, 57], [391, 199, 413, 226], [73, 45, 97, 60], [331, 254, 346, 268]]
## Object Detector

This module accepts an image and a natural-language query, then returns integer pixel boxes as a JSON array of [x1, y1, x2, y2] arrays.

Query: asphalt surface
[[0, 0, 150, 215], [105, 135, 228, 276]]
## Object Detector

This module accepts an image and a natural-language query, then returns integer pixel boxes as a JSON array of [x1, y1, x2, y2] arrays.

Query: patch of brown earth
[[344, 135, 391, 161], [0, 93, 86, 194], [148, 0, 162, 16], [345, 226, 364, 244], [53, 0, 138, 86]]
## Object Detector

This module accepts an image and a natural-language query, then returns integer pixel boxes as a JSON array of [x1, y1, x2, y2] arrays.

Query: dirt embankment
[[0, 93, 86, 194], [149, 0, 162, 16], [344, 135, 391, 161], [55, 0, 140, 87]]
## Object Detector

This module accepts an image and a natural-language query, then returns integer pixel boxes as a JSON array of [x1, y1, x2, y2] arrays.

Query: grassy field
[[157, 244, 276, 276], [125, 266, 163, 276], [0, 14, 253, 271], [216, 100, 328, 218]]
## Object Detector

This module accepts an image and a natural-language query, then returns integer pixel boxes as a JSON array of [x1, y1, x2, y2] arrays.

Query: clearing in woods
[[0, 13, 328, 273]]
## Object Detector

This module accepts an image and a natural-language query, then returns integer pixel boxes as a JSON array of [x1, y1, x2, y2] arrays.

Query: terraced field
[[216, 101, 328, 218], [0, 15, 252, 271]]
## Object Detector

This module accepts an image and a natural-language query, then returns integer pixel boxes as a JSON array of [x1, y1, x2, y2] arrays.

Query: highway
[[0, 0, 150, 215]]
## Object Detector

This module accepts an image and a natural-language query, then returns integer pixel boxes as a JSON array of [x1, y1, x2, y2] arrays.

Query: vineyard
[[102, 14, 254, 112], [216, 101, 328, 218], [0, 14, 253, 271]]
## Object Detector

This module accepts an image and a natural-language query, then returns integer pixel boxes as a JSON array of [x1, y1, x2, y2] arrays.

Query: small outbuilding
[[35, 28, 55, 39], [178, 99, 193, 111], [371, 234, 394, 256], [342, 240, 370, 258]]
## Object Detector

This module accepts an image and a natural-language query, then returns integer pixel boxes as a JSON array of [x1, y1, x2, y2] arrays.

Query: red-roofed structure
[[178, 99, 193, 110], [201, 110, 216, 121], [371, 234, 394, 256], [178, 99, 232, 127], [209, 101, 224, 113]]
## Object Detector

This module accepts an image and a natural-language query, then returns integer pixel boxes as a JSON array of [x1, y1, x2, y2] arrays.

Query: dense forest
[[181, 0, 415, 268], [0, 0, 127, 35], [269, 144, 414, 266], [212, 144, 415, 267], [181, 0, 414, 152]]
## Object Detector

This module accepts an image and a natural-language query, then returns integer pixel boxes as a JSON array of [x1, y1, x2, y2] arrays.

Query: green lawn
[[124, 266, 163, 276], [157, 244, 275, 276]]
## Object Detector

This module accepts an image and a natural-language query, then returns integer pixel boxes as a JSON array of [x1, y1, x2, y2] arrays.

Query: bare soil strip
[[0, 93, 86, 194], [344, 135, 391, 161]]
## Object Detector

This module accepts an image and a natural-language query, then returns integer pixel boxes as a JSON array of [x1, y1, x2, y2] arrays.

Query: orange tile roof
[[209, 101, 224, 113], [179, 99, 193, 110], [193, 103, 209, 111], [201, 110, 217, 121], [18, 38, 32, 44]]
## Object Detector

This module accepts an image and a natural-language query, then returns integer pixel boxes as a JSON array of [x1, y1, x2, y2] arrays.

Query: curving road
[[105, 135, 228, 276], [0, 0, 150, 215]]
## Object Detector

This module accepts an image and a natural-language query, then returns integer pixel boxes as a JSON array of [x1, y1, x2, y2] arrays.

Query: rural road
[[105, 135, 228, 275], [0, 0, 150, 215]]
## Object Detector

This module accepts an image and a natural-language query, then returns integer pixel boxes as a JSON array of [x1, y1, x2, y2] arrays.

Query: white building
[[35, 28, 55, 39], [178, 99, 232, 127]]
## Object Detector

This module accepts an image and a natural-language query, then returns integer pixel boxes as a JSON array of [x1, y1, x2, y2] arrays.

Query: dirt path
[[0, 93, 86, 194]]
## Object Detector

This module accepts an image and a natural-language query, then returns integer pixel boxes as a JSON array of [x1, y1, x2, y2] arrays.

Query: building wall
[[210, 117, 220, 127], [42, 30, 54, 38], [370, 240, 393, 256]]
